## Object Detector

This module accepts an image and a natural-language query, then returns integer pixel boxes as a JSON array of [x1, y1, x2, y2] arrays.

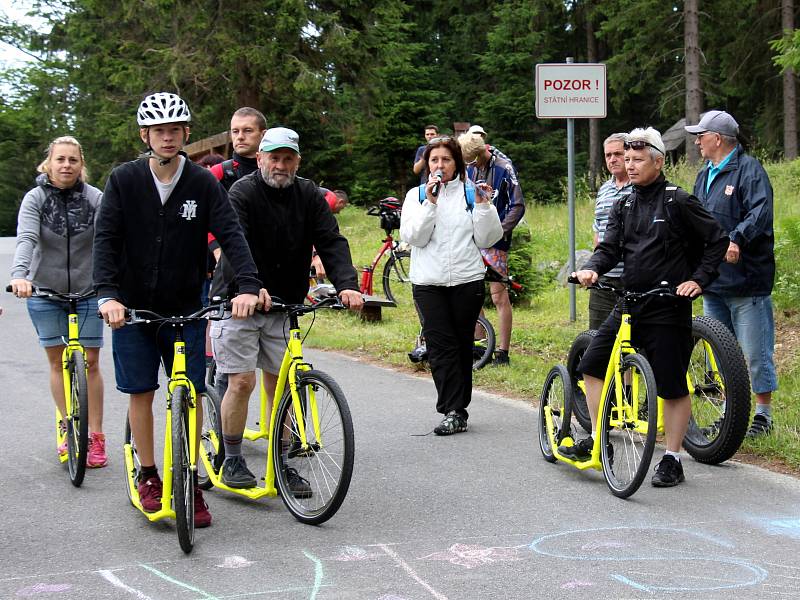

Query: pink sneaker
[[87, 432, 108, 468], [57, 421, 68, 457]]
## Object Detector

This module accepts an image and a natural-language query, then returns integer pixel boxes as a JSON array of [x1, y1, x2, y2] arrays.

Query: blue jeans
[[111, 319, 206, 395], [703, 293, 778, 394], [27, 296, 104, 348]]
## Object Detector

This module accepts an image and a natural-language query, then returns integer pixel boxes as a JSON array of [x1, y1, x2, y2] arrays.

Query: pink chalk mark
[[420, 543, 525, 569]]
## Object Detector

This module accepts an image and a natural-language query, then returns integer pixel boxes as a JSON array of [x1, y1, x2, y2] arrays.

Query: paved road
[[2, 238, 800, 599]]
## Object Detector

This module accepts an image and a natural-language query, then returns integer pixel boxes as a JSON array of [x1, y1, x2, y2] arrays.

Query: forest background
[[2, 0, 800, 235]]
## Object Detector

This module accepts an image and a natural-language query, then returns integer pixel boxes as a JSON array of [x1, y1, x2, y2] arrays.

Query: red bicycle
[[361, 197, 411, 305]]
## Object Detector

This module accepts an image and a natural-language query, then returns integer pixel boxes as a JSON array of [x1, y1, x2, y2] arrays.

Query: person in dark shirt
[[413, 124, 439, 183], [686, 110, 777, 438], [94, 92, 264, 527], [560, 127, 728, 488], [210, 126, 362, 491]]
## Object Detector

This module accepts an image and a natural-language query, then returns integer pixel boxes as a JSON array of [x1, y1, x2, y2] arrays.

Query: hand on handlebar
[[571, 270, 598, 287], [339, 289, 363, 311], [231, 291, 262, 319], [100, 299, 127, 329], [675, 280, 702, 298], [8, 279, 32, 298]]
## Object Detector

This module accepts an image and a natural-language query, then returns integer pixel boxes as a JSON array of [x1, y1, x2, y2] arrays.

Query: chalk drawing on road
[[15, 583, 71, 597], [419, 543, 527, 569], [560, 580, 593, 589], [377, 544, 449, 600], [216, 555, 254, 569], [530, 526, 769, 593], [328, 545, 385, 561], [97, 570, 154, 600], [377, 595, 410, 600], [755, 517, 800, 540]]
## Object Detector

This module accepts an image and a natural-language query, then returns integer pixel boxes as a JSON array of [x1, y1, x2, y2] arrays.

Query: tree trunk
[[783, 0, 798, 160], [586, 3, 601, 192], [684, 0, 702, 164]]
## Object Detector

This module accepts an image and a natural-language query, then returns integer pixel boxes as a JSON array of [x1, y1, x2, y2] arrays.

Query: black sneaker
[[491, 350, 510, 367], [434, 411, 468, 435], [746, 414, 773, 438], [651, 455, 685, 487], [283, 466, 313, 498], [221, 456, 258, 489], [558, 436, 593, 461]]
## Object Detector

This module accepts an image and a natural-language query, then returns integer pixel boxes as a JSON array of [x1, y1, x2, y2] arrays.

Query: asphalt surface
[[2, 237, 800, 599]]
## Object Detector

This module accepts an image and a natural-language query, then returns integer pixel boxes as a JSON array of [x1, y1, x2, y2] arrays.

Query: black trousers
[[413, 279, 485, 418]]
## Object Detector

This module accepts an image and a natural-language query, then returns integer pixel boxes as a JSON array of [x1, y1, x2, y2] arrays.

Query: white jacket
[[400, 179, 503, 286]]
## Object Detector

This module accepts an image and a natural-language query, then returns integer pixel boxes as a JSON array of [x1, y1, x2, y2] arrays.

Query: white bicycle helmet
[[137, 92, 191, 126]]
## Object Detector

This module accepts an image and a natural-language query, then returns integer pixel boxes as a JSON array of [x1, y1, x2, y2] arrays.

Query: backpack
[[211, 159, 241, 189], [619, 185, 704, 272], [417, 180, 476, 211]]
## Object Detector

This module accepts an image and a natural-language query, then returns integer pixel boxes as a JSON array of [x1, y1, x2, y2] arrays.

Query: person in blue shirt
[[413, 125, 440, 183], [686, 110, 777, 438]]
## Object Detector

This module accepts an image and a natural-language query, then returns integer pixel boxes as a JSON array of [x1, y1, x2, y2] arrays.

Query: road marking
[[98, 570, 154, 600], [139, 564, 220, 599], [377, 544, 448, 600]]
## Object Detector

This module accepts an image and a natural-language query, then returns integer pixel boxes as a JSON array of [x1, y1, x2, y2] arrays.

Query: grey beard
[[262, 169, 296, 188]]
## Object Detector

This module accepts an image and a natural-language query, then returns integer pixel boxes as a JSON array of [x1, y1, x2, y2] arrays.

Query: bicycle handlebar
[[567, 275, 681, 300], [265, 295, 346, 316], [123, 300, 232, 325], [6, 284, 97, 302]]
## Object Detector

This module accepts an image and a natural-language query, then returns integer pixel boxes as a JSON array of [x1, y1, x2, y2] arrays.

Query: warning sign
[[535, 63, 607, 119]]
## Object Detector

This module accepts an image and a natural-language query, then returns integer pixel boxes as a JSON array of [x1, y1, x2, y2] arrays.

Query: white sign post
[[535, 60, 607, 321]]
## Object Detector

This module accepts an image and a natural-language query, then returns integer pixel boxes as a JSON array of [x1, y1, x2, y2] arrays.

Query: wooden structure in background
[[185, 131, 231, 162]]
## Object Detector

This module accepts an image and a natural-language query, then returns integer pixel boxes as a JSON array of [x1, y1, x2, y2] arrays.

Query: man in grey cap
[[211, 126, 363, 492], [686, 110, 778, 438]]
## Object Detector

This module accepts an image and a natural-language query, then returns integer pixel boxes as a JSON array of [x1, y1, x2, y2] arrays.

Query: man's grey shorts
[[210, 312, 289, 375]]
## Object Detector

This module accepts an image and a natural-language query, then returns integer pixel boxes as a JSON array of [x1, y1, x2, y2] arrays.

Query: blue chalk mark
[[302, 551, 324, 600], [139, 564, 220, 600], [765, 518, 800, 539], [611, 574, 651, 592], [529, 526, 769, 593]]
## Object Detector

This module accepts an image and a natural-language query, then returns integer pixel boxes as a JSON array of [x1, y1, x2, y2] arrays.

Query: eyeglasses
[[624, 139, 664, 155], [695, 131, 716, 140], [427, 136, 453, 145]]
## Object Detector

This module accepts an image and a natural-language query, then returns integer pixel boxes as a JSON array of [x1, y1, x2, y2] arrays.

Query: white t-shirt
[[150, 155, 186, 205]]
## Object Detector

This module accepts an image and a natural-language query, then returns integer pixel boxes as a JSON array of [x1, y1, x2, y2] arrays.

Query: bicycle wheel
[[66, 350, 89, 487], [538, 365, 574, 463], [683, 315, 751, 464], [472, 314, 496, 370], [600, 353, 657, 499], [171, 385, 194, 553], [198, 388, 224, 490], [274, 370, 354, 525], [566, 330, 597, 434], [123, 412, 140, 508], [382, 249, 411, 304]]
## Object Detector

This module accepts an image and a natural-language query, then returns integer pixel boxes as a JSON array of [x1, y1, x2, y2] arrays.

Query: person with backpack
[[563, 127, 728, 487], [685, 110, 778, 438], [459, 132, 525, 366], [400, 136, 502, 435]]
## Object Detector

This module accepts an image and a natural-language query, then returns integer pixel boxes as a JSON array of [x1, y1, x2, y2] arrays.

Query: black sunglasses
[[624, 139, 664, 155]]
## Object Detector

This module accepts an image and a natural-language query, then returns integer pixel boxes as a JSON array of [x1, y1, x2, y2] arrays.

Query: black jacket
[[585, 175, 728, 325], [216, 171, 358, 304], [692, 145, 775, 296], [93, 155, 261, 314]]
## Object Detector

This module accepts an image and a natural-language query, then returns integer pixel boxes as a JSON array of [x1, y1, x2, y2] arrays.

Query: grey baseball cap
[[259, 127, 300, 153], [685, 110, 739, 137]]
